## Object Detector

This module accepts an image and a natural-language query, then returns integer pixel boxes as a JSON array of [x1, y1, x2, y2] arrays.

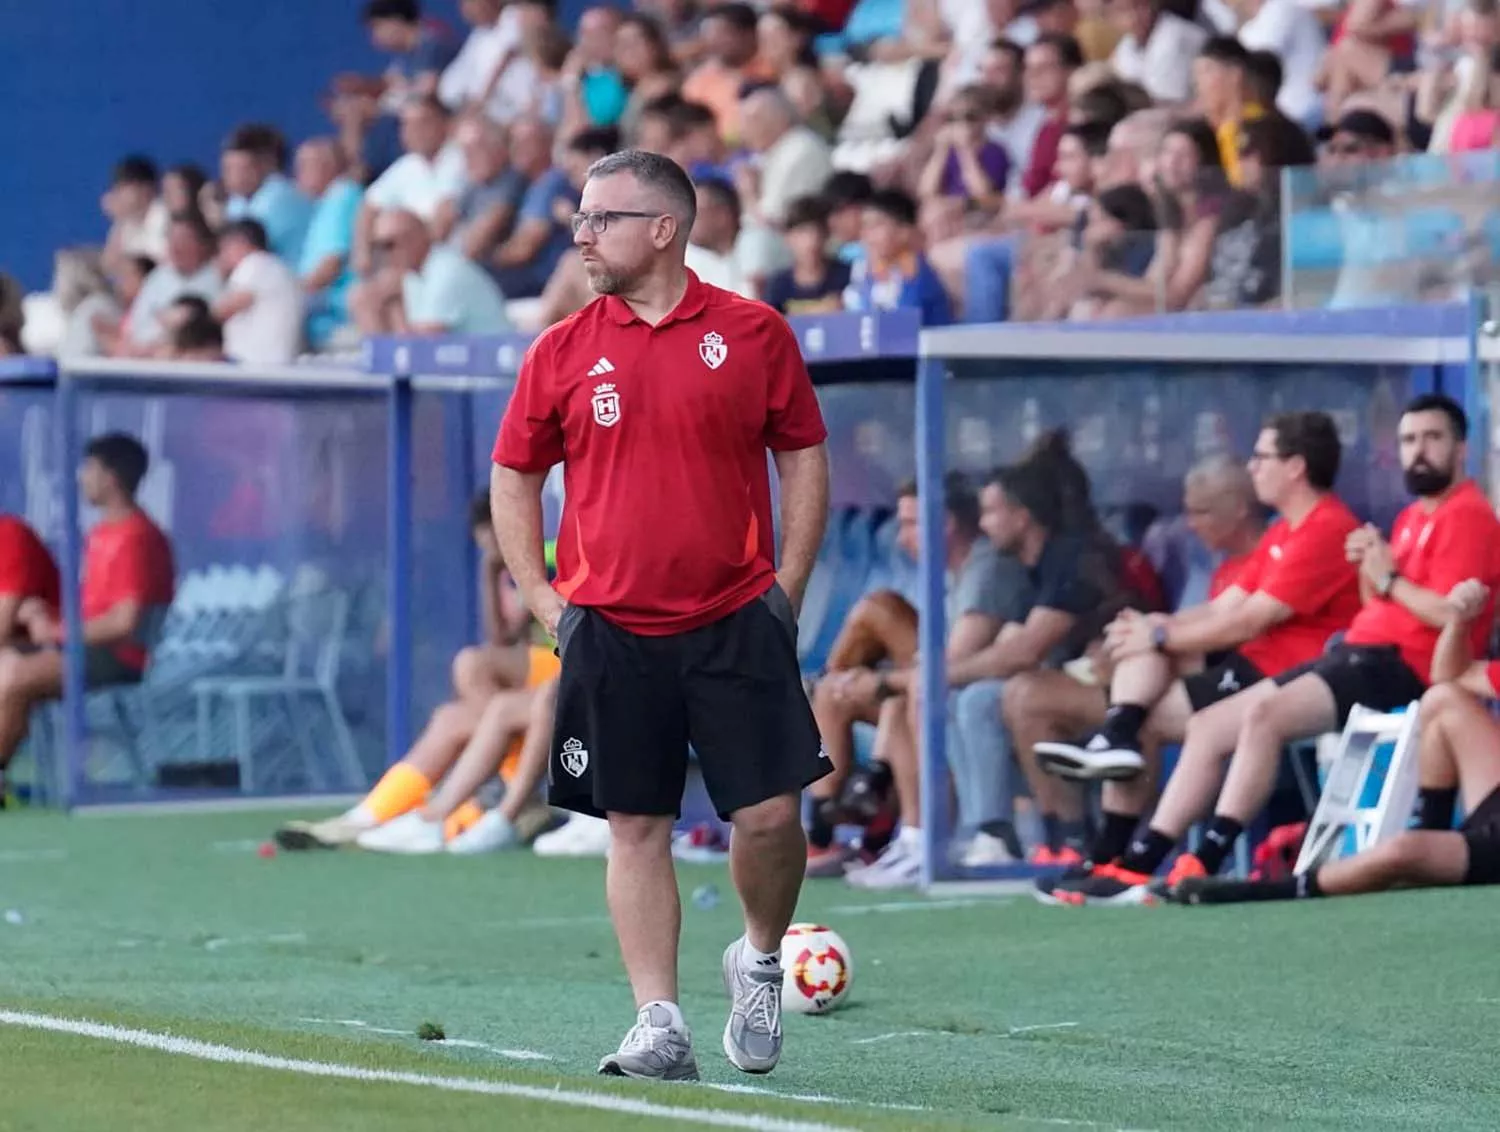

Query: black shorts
[[1183, 651, 1265, 713], [1272, 644, 1425, 728], [1461, 786, 1500, 885], [548, 584, 829, 820], [14, 642, 143, 689]]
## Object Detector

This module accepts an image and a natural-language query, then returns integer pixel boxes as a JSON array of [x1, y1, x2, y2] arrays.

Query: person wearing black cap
[[1316, 108, 1398, 163]]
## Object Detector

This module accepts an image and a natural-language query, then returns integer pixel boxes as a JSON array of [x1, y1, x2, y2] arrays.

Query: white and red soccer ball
[[780, 922, 853, 1014]]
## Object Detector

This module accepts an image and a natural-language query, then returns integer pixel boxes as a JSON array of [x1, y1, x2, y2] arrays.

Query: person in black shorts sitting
[[1182, 578, 1500, 903]]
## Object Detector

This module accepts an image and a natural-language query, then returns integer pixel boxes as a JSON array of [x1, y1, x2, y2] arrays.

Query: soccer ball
[[780, 922, 852, 1014]]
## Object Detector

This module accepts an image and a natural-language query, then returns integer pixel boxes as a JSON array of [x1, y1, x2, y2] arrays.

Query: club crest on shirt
[[560, 737, 589, 778], [591, 382, 620, 427], [699, 330, 727, 370]]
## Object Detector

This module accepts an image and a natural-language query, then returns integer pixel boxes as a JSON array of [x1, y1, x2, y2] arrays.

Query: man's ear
[[654, 214, 679, 249]]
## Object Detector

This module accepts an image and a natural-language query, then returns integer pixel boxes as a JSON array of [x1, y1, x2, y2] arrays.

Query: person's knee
[[1374, 831, 1427, 880], [430, 700, 475, 740], [955, 680, 1004, 731], [607, 812, 674, 850], [850, 590, 914, 633], [1000, 672, 1041, 729], [1239, 692, 1292, 746], [731, 793, 802, 840], [1420, 681, 1468, 723], [451, 647, 493, 695]]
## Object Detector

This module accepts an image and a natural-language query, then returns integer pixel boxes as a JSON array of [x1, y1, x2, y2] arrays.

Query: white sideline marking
[[300, 1018, 554, 1062], [204, 932, 307, 952], [704, 1082, 930, 1113], [1007, 1022, 1078, 1037], [0, 1011, 853, 1132], [0, 848, 67, 863], [827, 898, 1007, 915]]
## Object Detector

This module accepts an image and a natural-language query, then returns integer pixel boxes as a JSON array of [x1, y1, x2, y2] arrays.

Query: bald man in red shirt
[[493, 150, 830, 1083]]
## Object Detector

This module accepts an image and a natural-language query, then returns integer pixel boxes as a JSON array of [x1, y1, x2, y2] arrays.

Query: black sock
[[1196, 816, 1244, 875], [1417, 787, 1458, 831], [1101, 703, 1148, 748], [1118, 828, 1175, 876], [979, 819, 1024, 859], [1041, 813, 1061, 853], [807, 801, 836, 850], [1089, 810, 1140, 865], [1058, 818, 1089, 854], [1297, 869, 1325, 898]]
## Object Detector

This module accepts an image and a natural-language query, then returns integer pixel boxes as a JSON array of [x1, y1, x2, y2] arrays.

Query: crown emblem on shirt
[[699, 330, 727, 370], [591, 382, 621, 428]]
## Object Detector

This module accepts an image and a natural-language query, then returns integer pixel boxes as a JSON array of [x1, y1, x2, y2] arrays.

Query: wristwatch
[[1151, 624, 1169, 653], [1378, 569, 1400, 598], [874, 675, 897, 701]]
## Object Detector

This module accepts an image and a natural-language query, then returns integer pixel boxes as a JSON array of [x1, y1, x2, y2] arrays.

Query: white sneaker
[[274, 814, 370, 851], [959, 830, 1020, 868], [533, 813, 611, 858], [1034, 734, 1145, 781], [446, 809, 519, 855], [846, 838, 923, 889], [355, 812, 445, 855], [598, 1004, 699, 1080]]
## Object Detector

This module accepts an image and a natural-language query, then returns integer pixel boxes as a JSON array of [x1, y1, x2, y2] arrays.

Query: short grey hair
[[584, 148, 697, 245], [1184, 453, 1255, 508]]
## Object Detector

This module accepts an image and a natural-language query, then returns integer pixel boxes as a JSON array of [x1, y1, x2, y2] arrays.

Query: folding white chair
[[1294, 702, 1421, 876]]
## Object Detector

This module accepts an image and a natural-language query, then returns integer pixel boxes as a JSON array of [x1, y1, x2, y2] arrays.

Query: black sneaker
[[1032, 861, 1096, 905]]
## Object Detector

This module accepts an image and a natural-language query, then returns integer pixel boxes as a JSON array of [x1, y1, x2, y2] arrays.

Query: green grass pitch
[[3, 807, 1500, 1130]]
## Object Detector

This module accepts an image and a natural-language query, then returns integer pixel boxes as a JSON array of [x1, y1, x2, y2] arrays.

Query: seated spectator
[[214, 219, 304, 365], [0, 514, 60, 648], [437, 0, 521, 121], [843, 188, 953, 324], [49, 248, 119, 360], [757, 4, 835, 134], [1195, 38, 1266, 186], [1239, 3, 1326, 125], [977, 38, 1048, 179], [491, 117, 578, 300], [559, 6, 629, 133], [686, 177, 756, 297], [222, 124, 314, 263], [761, 195, 852, 314], [0, 434, 175, 794], [276, 492, 556, 852], [162, 164, 210, 218], [1316, 0, 1419, 119], [1019, 33, 1083, 198], [1413, 0, 1500, 152], [1109, 0, 1209, 103], [115, 212, 221, 356], [917, 84, 1011, 213], [1060, 395, 1500, 904], [809, 474, 1030, 882], [162, 296, 227, 362], [100, 156, 169, 275], [988, 451, 1262, 867], [356, 95, 467, 272], [682, 2, 769, 145], [615, 13, 684, 142], [354, 208, 511, 335], [823, 170, 875, 262], [1038, 180, 1159, 319], [1183, 580, 1500, 905], [435, 116, 527, 278], [294, 138, 364, 351], [735, 85, 835, 290]]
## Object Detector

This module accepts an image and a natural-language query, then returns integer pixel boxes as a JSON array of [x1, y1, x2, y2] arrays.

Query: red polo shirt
[[0, 514, 61, 617], [1345, 480, 1500, 681], [1233, 494, 1362, 677], [492, 271, 828, 635], [1209, 549, 1253, 600], [83, 509, 176, 671]]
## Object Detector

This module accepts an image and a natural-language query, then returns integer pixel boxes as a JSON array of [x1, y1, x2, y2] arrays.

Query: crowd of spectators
[[4, 0, 1498, 363]]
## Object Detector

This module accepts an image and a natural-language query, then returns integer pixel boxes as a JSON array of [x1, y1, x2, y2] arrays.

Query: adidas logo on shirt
[[587, 357, 616, 377]]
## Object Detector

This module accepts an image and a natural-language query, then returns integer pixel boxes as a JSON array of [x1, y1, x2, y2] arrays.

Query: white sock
[[343, 805, 378, 830], [641, 999, 686, 1031], [740, 939, 781, 972], [898, 825, 922, 850]]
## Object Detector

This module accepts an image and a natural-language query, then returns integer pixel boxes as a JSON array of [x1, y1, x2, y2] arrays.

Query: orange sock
[[444, 799, 485, 841], [361, 763, 432, 825]]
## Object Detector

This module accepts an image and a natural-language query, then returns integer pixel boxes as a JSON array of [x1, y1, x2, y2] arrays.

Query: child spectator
[[843, 188, 954, 325], [761, 196, 853, 314]]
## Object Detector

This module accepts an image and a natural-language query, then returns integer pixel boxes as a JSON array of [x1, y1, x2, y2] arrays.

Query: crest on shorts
[[591, 383, 620, 427], [699, 331, 727, 370], [560, 737, 589, 778]]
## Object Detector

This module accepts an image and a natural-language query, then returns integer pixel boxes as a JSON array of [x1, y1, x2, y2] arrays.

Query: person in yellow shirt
[[1193, 37, 1265, 186]]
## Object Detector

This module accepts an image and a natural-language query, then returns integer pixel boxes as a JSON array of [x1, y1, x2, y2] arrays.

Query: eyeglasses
[[372, 238, 398, 252], [570, 209, 661, 235], [1248, 449, 1285, 464]]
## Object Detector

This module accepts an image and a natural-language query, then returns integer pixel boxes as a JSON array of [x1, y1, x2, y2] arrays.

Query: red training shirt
[[492, 271, 828, 635], [0, 514, 61, 619], [1231, 494, 1362, 677], [1209, 549, 1254, 599], [1345, 480, 1500, 681], [83, 509, 177, 671]]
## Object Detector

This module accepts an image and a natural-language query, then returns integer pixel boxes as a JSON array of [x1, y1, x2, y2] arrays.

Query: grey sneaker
[[721, 938, 783, 1074], [597, 1004, 700, 1081]]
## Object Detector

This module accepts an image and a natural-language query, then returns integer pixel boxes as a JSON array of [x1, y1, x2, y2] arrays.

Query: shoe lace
[[740, 975, 782, 1036], [620, 1016, 667, 1055]]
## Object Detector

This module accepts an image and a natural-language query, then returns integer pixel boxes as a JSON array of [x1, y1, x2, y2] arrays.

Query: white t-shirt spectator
[[438, 5, 525, 118], [1238, 0, 1326, 122], [223, 251, 303, 365], [686, 243, 754, 299], [126, 262, 222, 348], [757, 128, 834, 227], [403, 245, 512, 334], [1110, 12, 1209, 103], [365, 146, 468, 222], [990, 104, 1049, 198]]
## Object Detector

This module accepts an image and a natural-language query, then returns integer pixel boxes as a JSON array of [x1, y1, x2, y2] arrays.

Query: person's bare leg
[[1103, 680, 1196, 815], [420, 689, 532, 820], [810, 678, 879, 802], [451, 644, 529, 705], [1214, 675, 1338, 825], [499, 679, 558, 822], [1003, 671, 1090, 826], [1145, 680, 1278, 839], [824, 591, 918, 672], [0, 649, 62, 768], [1316, 830, 1471, 894], [1108, 651, 1178, 714], [606, 812, 681, 1006], [730, 792, 807, 954], [883, 694, 918, 829], [402, 699, 484, 780]]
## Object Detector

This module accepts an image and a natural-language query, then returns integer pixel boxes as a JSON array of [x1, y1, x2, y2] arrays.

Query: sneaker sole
[[597, 1056, 701, 1082], [273, 827, 341, 852], [1034, 745, 1144, 782], [721, 943, 780, 1075]]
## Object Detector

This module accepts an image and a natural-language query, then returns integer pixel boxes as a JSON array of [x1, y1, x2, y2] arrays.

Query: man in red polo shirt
[[0, 434, 175, 791], [1072, 394, 1500, 905], [0, 514, 60, 647], [491, 150, 830, 1082]]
